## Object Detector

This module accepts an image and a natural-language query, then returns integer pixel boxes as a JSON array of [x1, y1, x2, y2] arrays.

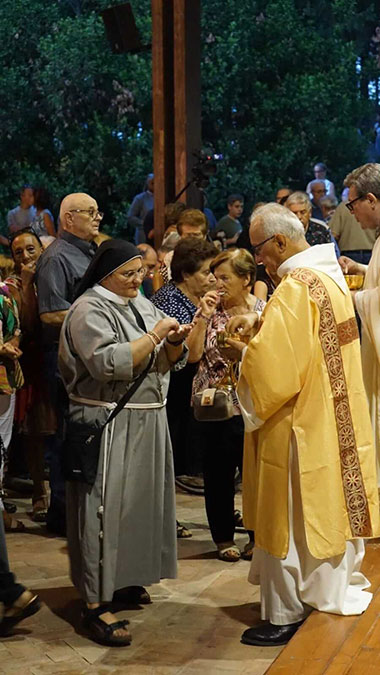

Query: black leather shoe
[[241, 620, 304, 646]]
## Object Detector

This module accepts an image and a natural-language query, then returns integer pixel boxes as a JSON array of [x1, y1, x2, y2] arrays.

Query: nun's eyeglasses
[[122, 267, 147, 280]]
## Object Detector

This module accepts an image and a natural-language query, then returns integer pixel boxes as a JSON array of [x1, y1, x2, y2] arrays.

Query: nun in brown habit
[[58, 240, 191, 646]]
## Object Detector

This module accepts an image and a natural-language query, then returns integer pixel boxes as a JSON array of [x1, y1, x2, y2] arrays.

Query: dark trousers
[[201, 415, 244, 545], [167, 365, 202, 476], [44, 349, 68, 532], [341, 250, 372, 265], [0, 515, 24, 606]]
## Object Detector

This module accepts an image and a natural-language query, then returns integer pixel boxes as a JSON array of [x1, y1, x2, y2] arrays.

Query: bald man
[[35, 192, 100, 535]]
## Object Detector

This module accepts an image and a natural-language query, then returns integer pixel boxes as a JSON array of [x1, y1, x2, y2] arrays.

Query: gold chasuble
[[239, 267, 380, 560]]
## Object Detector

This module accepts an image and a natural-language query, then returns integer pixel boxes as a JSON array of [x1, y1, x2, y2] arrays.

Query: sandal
[[2, 511, 25, 532], [217, 542, 241, 562], [176, 520, 192, 539], [0, 590, 41, 636], [82, 604, 132, 647], [113, 586, 152, 605], [32, 498, 48, 523], [241, 541, 254, 561]]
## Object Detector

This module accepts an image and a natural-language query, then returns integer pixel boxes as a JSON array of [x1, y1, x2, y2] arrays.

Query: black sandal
[[82, 605, 131, 647], [0, 591, 41, 636], [113, 586, 152, 605]]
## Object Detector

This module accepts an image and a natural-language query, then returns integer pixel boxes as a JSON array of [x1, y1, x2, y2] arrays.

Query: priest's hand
[[226, 312, 259, 336], [220, 338, 246, 362], [338, 256, 367, 275]]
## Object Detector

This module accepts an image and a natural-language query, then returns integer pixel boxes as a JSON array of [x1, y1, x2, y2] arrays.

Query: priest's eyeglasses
[[345, 196, 365, 214], [69, 208, 104, 220], [251, 235, 275, 257]]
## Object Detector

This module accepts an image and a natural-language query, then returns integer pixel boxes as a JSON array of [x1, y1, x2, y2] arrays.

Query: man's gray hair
[[285, 191, 312, 209], [309, 179, 326, 191], [251, 203, 305, 240], [344, 163, 380, 199]]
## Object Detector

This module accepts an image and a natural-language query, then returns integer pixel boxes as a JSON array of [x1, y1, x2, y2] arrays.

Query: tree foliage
[[0, 0, 378, 232], [202, 0, 379, 210]]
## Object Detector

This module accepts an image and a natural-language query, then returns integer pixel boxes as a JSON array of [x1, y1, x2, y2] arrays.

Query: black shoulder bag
[[63, 302, 155, 486]]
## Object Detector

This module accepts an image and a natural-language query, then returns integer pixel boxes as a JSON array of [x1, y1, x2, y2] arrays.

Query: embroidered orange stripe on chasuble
[[290, 268, 372, 538]]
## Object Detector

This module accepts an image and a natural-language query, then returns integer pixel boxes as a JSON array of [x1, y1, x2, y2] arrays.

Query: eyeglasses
[[346, 196, 365, 213], [69, 208, 104, 220], [122, 267, 147, 281], [251, 235, 275, 257]]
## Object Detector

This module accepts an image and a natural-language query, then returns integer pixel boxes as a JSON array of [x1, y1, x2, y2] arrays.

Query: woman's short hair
[[210, 248, 256, 285], [177, 209, 208, 236], [171, 238, 217, 283], [320, 195, 337, 209]]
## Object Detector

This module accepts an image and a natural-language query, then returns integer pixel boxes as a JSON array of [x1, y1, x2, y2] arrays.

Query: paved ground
[[1, 488, 282, 674]]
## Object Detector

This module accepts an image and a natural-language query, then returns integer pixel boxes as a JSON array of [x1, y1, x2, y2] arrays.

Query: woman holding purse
[[191, 248, 265, 562]]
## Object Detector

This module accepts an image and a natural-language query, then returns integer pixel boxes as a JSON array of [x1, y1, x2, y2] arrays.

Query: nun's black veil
[[73, 239, 142, 301]]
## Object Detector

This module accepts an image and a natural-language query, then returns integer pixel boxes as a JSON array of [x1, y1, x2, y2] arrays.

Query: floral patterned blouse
[[0, 281, 23, 395], [192, 297, 265, 415]]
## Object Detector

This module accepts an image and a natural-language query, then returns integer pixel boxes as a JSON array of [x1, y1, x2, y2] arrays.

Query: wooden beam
[[151, 0, 175, 249], [173, 0, 202, 207]]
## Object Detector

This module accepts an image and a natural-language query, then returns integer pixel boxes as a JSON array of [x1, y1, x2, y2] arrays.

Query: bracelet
[[147, 330, 161, 345], [146, 333, 158, 349], [197, 313, 210, 322], [166, 335, 185, 346]]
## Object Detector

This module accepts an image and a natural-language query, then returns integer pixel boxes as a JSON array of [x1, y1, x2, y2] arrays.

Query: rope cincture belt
[[69, 394, 167, 409]]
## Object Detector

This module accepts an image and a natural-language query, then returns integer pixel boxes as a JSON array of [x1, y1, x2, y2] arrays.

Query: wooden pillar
[[173, 0, 202, 208], [152, 0, 202, 249], [152, 0, 175, 249]]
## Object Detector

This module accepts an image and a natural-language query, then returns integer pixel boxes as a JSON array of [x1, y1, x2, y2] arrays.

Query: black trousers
[[201, 415, 244, 545], [167, 364, 202, 476], [0, 514, 24, 606]]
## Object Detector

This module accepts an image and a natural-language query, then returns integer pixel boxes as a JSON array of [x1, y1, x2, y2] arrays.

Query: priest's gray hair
[[344, 163, 380, 199], [251, 203, 305, 241]]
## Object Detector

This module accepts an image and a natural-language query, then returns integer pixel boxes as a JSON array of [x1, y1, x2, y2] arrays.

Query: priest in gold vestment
[[339, 163, 380, 487], [226, 203, 380, 647]]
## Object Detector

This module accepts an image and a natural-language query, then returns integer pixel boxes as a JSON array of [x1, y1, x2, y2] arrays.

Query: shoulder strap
[[129, 300, 147, 332]]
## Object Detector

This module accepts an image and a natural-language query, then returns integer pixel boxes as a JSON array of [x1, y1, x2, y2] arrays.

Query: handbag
[[63, 302, 154, 485], [193, 386, 234, 422]]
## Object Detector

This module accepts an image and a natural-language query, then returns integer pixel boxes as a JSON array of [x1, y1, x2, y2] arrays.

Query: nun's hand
[[153, 317, 180, 341], [167, 323, 193, 344]]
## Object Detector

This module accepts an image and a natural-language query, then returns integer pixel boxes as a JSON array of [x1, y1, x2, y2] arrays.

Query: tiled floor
[[2, 488, 282, 674]]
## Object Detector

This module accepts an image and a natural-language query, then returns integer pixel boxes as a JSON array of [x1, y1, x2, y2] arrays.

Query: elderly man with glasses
[[340, 163, 380, 487], [35, 193, 100, 535]]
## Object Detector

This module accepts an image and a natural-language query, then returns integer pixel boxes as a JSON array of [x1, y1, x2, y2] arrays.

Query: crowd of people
[[1, 163, 380, 649]]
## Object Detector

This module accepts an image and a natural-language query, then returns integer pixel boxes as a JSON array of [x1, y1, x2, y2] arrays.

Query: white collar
[[277, 243, 348, 295], [93, 284, 131, 305]]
